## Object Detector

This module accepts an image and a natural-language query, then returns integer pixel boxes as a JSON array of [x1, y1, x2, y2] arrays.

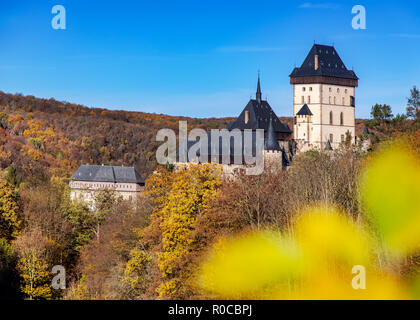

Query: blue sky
[[1, 0, 419, 118]]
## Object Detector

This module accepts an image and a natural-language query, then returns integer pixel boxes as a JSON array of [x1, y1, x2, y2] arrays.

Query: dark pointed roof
[[325, 140, 333, 151], [256, 74, 262, 103], [296, 104, 313, 116], [71, 165, 144, 184], [290, 44, 358, 80], [264, 117, 281, 151], [227, 99, 292, 134], [228, 77, 291, 134]]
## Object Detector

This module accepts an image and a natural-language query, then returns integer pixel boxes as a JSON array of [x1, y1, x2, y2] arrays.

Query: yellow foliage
[[199, 232, 302, 299], [123, 248, 152, 289], [21, 145, 43, 161], [294, 208, 373, 273], [127, 164, 222, 298], [198, 142, 420, 299], [17, 249, 52, 300], [72, 275, 90, 300], [361, 141, 420, 257], [0, 179, 21, 239]]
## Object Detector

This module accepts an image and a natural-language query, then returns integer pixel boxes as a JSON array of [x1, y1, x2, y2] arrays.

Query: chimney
[[314, 55, 319, 70]]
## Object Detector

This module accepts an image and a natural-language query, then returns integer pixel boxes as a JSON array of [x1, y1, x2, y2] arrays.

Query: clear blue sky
[[1, 0, 419, 118]]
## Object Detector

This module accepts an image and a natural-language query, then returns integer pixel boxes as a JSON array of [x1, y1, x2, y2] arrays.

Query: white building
[[69, 165, 145, 204], [290, 44, 358, 150]]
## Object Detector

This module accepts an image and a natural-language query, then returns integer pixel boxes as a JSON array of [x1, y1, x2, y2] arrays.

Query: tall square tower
[[290, 44, 358, 150]]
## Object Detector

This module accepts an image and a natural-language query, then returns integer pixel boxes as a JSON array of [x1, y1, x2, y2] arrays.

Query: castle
[[290, 44, 358, 151], [177, 43, 358, 173], [70, 43, 358, 199]]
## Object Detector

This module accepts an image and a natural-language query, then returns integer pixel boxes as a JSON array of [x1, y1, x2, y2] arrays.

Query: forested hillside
[[0, 91, 372, 184], [0, 88, 419, 300], [0, 91, 235, 182]]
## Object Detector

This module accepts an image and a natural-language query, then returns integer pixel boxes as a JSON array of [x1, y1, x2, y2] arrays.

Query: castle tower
[[290, 44, 358, 150]]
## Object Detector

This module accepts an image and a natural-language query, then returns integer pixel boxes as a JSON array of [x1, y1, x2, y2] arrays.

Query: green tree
[[65, 200, 94, 251], [406, 85, 420, 121], [371, 104, 393, 123]]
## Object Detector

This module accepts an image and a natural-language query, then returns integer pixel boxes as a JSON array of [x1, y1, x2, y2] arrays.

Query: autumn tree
[[284, 148, 362, 218], [0, 178, 21, 240], [14, 229, 52, 300], [67, 198, 151, 300], [124, 164, 222, 299], [217, 160, 287, 229]]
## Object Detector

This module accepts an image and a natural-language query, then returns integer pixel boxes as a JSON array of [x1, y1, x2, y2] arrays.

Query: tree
[[0, 238, 21, 299], [124, 164, 222, 299], [0, 179, 21, 240], [15, 229, 52, 300], [406, 85, 420, 121], [4, 163, 21, 187], [17, 249, 52, 299], [371, 104, 393, 124]]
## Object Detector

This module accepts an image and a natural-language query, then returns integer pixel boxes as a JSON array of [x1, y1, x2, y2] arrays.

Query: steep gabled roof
[[290, 44, 358, 80], [227, 99, 292, 133], [71, 165, 144, 184], [227, 76, 292, 134], [296, 104, 313, 116]]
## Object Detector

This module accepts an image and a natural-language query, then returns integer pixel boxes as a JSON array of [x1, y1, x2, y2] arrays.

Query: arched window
[[340, 112, 344, 125], [329, 111, 333, 125]]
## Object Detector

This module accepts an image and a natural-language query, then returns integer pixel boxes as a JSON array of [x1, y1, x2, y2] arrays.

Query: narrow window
[[329, 111, 333, 125], [309, 87, 312, 91], [340, 112, 344, 125], [334, 96, 336, 104], [329, 96, 331, 104], [350, 96, 355, 107], [302, 96, 305, 104], [341, 134, 345, 142], [303, 87, 306, 92], [342, 97, 345, 105], [308, 96, 311, 104]]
